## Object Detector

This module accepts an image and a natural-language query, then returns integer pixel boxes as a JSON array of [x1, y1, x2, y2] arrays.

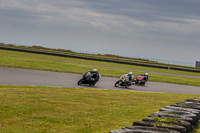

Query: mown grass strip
[[0, 49, 200, 87], [0, 85, 198, 133]]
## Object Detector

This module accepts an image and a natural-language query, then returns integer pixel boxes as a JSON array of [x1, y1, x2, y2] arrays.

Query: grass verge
[[0, 85, 199, 133], [0, 49, 200, 86], [1, 43, 199, 70]]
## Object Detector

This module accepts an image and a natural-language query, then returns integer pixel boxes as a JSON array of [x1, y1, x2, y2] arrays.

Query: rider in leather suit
[[123, 72, 134, 84], [89, 69, 100, 86]]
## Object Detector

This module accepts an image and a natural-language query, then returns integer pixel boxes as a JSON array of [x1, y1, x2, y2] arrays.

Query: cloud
[[0, 0, 149, 35], [0, 0, 200, 64], [2, 0, 200, 36]]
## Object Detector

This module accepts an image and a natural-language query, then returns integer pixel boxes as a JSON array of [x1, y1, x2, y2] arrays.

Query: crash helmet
[[145, 73, 148, 76], [128, 72, 133, 76], [92, 69, 97, 72]]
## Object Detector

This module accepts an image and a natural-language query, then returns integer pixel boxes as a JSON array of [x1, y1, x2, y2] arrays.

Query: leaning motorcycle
[[78, 71, 100, 86], [114, 75, 134, 88], [135, 74, 148, 86]]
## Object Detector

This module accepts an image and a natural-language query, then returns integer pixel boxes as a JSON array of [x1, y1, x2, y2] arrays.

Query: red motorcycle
[[134, 74, 148, 86]]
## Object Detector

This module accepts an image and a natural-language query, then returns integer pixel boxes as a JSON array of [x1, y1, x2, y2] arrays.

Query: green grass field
[[0, 49, 200, 86], [0, 85, 199, 133], [0, 46, 200, 132]]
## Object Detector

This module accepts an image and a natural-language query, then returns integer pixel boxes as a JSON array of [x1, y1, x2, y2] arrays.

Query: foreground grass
[[0, 85, 199, 133], [0, 50, 200, 87]]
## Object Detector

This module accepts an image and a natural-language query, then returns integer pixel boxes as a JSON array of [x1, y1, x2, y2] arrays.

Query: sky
[[0, 0, 200, 66]]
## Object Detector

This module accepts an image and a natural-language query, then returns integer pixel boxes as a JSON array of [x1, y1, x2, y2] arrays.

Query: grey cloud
[[0, 0, 200, 64], [82, 0, 200, 23]]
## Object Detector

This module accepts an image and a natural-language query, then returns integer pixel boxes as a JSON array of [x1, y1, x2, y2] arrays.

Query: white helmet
[[128, 72, 132, 75], [145, 73, 148, 75], [93, 69, 97, 72]]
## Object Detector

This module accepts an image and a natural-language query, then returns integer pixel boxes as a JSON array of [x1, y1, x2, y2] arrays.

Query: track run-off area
[[0, 67, 200, 95]]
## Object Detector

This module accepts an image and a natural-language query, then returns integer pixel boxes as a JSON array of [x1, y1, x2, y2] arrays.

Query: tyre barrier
[[171, 102, 200, 111], [186, 98, 200, 103], [109, 98, 200, 133], [160, 107, 200, 123], [161, 106, 200, 120], [194, 97, 200, 99], [148, 113, 194, 129], [109, 126, 180, 133], [142, 117, 191, 133], [133, 121, 186, 133], [153, 111, 197, 125]]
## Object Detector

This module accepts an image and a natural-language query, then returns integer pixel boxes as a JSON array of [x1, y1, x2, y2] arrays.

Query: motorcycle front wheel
[[115, 80, 121, 87], [78, 79, 84, 85]]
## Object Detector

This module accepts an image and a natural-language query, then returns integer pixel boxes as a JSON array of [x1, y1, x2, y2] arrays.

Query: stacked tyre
[[109, 97, 200, 133]]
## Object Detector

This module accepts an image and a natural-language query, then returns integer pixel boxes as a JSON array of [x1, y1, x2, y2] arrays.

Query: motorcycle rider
[[122, 72, 134, 85], [139, 73, 148, 81], [89, 69, 100, 86], [144, 73, 149, 81]]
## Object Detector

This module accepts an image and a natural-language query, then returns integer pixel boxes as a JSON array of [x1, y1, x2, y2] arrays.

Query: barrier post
[[196, 61, 200, 68]]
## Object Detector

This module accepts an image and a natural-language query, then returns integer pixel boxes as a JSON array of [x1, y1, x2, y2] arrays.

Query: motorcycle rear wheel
[[140, 82, 145, 86], [125, 85, 129, 88]]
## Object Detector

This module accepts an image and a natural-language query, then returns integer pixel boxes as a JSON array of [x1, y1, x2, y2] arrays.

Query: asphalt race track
[[0, 67, 200, 95]]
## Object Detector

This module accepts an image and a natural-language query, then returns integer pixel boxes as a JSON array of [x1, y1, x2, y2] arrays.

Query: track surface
[[0, 67, 200, 95]]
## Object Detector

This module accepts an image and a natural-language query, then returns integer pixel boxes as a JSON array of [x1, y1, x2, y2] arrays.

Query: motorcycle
[[134, 74, 148, 86], [114, 75, 134, 88], [77, 71, 100, 86]]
